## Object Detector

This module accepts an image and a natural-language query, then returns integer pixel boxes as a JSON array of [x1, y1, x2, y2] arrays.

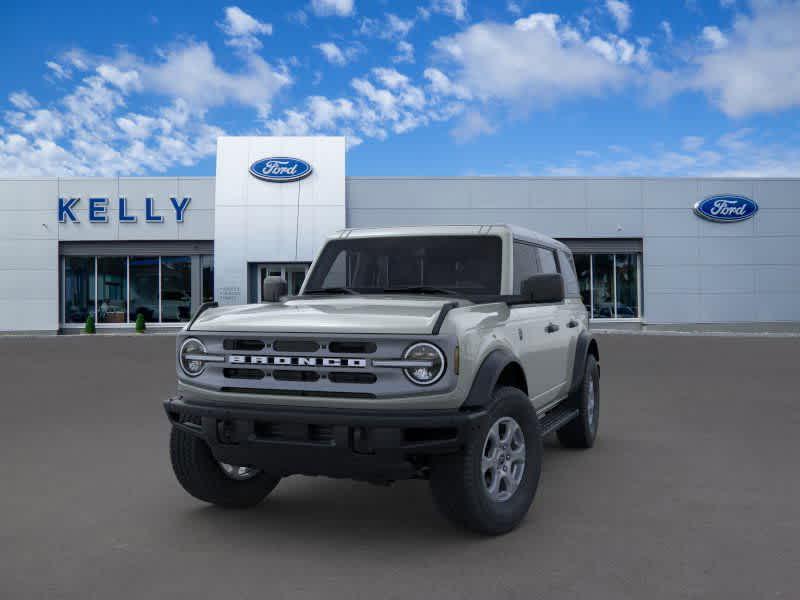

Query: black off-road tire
[[170, 427, 280, 508], [429, 386, 542, 535], [557, 354, 600, 449]]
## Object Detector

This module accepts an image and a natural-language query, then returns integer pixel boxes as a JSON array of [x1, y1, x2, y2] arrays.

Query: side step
[[539, 406, 579, 436]]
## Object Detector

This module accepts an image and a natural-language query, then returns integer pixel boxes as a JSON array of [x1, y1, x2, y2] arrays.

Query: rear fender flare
[[569, 331, 599, 396]]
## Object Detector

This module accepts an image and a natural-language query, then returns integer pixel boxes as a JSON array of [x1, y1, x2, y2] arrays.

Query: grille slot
[[221, 387, 376, 399], [329, 371, 377, 384], [329, 341, 377, 354], [273, 340, 320, 353], [223, 368, 265, 380], [273, 370, 320, 382], [223, 339, 265, 351]]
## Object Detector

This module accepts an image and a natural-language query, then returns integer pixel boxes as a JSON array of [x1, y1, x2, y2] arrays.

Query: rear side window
[[536, 247, 559, 274], [513, 242, 541, 293], [558, 249, 580, 298]]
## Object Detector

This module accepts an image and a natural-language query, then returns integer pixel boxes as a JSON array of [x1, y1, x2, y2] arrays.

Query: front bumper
[[164, 395, 486, 481]]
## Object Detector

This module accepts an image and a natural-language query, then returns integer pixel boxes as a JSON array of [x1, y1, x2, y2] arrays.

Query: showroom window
[[61, 255, 213, 326], [573, 253, 641, 319]]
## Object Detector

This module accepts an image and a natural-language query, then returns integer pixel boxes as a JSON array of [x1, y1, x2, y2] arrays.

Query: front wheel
[[170, 427, 280, 508], [430, 386, 542, 535]]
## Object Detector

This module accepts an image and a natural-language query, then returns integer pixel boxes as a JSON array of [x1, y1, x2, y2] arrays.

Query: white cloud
[[690, 1, 800, 116], [45, 61, 71, 80], [430, 0, 468, 21], [432, 13, 638, 107], [451, 110, 495, 142], [720, 0, 736, 7], [701, 25, 728, 49], [546, 128, 800, 177], [9, 91, 38, 111], [314, 42, 363, 66], [606, 0, 632, 33], [507, 1, 522, 16], [310, 0, 354, 17], [386, 14, 414, 38], [423, 67, 472, 100], [681, 135, 704, 152], [218, 6, 272, 51], [660, 20, 673, 43], [393, 41, 415, 63]]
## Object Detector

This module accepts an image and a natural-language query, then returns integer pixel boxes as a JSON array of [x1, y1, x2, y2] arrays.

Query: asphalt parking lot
[[1, 333, 798, 599]]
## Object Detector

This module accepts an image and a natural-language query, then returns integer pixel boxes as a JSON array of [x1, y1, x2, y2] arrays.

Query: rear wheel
[[170, 427, 280, 508], [557, 354, 600, 449], [430, 386, 542, 535]]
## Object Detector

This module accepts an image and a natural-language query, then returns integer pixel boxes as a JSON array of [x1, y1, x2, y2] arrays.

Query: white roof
[[330, 224, 570, 253]]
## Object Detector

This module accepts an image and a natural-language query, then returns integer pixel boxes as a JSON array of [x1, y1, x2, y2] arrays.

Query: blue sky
[[1, 0, 798, 177]]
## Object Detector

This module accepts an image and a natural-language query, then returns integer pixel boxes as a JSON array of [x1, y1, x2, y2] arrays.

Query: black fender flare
[[568, 330, 599, 396], [460, 348, 522, 411]]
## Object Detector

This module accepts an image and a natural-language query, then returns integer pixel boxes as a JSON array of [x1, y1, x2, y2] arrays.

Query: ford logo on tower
[[249, 157, 312, 182], [693, 195, 758, 223]]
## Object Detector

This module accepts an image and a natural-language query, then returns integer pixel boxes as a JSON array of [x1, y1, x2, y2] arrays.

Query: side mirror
[[521, 273, 565, 304], [262, 276, 288, 303]]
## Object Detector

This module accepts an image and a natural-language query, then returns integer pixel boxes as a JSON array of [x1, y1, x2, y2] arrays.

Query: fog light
[[403, 342, 445, 385]]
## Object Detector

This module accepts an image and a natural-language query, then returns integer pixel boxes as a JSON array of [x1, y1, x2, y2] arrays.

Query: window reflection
[[161, 256, 191, 322], [97, 257, 127, 323], [201, 255, 214, 303], [591, 254, 614, 319], [64, 256, 95, 323], [130, 256, 159, 322], [615, 254, 639, 318], [573, 254, 591, 313]]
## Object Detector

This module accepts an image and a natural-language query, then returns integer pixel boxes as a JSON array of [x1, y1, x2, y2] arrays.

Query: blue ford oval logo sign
[[693, 195, 758, 223], [249, 157, 312, 182]]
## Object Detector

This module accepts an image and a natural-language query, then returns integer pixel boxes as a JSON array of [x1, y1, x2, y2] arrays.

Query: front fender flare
[[460, 348, 521, 411]]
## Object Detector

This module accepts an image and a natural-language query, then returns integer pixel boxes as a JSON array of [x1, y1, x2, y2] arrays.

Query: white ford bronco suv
[[165, 225, 600, 534]]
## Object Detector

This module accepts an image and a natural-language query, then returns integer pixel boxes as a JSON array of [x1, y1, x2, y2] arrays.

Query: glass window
[[161, 256, 191, 322], [97, 257, 127, 323], [558, 250, 580, 298], [536, 247, 559, 274], [201, 255, 214, 303], [513, 242, 540, 294], [64, 256, 95, 324], [591, 254, 614, 319], [306, 236, 503, 296], [129, 256, 159, 322], [615, 254, 640, 318], [574, 254, 591, 311]]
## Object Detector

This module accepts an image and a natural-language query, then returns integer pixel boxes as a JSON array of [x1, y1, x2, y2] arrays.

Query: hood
[[190, 296, 461, 335]]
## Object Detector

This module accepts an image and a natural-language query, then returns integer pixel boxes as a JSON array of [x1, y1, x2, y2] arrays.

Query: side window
[[513, 241, 540, 293], [558, 249, 580, 298], [536, 247, 559, 274]]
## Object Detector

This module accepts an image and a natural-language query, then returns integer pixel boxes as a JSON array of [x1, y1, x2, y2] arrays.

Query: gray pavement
[[1, 334, 798, 599]]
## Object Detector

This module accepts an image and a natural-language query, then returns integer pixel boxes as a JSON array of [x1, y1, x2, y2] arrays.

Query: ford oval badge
[[693, 195, 758, 223], [249, 157, 313, 182]]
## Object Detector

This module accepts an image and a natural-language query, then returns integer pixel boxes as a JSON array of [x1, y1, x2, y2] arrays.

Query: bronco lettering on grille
[[228, 355, 368, 368]]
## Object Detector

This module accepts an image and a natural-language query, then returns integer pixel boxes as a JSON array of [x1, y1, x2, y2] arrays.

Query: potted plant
[[84, 314, 95, 334]]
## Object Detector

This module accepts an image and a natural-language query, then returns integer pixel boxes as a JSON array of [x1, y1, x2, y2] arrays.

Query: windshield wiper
[[381, 285, 461, 297], [303, 287, 360, 295]]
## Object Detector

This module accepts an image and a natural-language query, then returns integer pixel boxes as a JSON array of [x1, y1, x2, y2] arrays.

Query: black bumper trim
[[164, 396, 486, 480]]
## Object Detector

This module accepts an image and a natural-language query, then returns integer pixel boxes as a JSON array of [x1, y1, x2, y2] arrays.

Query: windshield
[[303, 235, 502, 296]]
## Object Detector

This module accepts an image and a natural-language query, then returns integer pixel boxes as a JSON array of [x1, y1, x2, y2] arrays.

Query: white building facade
[[0, 136, 798, 333]]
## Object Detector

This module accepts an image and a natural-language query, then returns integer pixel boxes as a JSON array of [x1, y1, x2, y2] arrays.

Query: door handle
[[567, 319, 579, 328], [545, 322, 559, 334]]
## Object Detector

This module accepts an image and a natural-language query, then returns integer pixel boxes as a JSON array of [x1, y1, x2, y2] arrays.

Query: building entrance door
[[254, 263, 310, 301]]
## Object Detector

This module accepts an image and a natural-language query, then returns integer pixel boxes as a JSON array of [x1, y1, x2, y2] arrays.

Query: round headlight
[[403, 342, 446, 385], [179, 338, 207, 377]]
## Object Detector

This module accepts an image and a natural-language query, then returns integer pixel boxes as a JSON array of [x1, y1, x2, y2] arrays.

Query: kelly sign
[[58, 197, 191, 223]]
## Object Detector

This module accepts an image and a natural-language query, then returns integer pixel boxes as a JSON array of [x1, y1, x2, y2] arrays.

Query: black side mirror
[[521, 273, 565, 304], [262, 276, 288, 303]]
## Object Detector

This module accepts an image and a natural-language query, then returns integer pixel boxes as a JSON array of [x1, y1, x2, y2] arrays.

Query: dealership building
[[1, 135, 798, 334]]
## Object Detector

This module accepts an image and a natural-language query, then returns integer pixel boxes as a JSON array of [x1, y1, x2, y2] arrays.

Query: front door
[[256, 263, 310, 301]]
